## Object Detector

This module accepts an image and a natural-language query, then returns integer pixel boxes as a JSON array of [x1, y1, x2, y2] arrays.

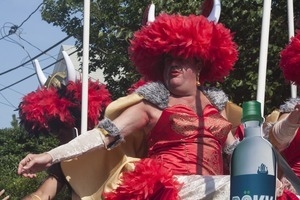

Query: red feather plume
[[65, 79, 112, 130], [103, 158, 182, 200], [19, 87, 75, 135], [280, 33, 300, 85], [19, 79, 111, 135]]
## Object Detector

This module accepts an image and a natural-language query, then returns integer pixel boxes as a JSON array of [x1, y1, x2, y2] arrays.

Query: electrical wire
[[0, 2, 78, 126], [0, 3, 43, 41], [0, 49, 78, 92], [19, 35, 57, 60], [0, 35, 71, 76]]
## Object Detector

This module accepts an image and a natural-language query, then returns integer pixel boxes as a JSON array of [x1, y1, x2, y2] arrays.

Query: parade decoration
[[19, 52, 111, 135]]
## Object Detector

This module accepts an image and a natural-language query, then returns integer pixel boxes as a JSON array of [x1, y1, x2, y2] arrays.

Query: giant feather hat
[[280, 32, 300, 85], [129, 4, 238, 84]]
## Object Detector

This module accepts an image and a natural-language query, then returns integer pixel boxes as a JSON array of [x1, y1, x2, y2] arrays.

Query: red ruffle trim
[[19, 79, 111, 135], [277, 189, 299, 200], [19, 87, 75, 135], [103, 158, 182, 200], [65, 80, 112, 129], [280, 33, 300, 85]]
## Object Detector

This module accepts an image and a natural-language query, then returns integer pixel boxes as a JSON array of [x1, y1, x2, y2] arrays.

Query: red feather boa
[[19, 87, 75, 135], [278, 189, 299, 200], [280, 33, 300, 85], [19, 79, 111, 135], [65, 80, 112, 130], [103, 158, 182, 200]]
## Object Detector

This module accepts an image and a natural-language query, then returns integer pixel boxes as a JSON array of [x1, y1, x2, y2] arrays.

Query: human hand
[[0, 189, 9, 200], [286, 104, 300, 124], [17, 153, 53, 178]]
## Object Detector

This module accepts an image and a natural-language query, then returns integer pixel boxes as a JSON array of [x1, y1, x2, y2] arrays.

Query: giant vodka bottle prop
[[230, 101, 277, 200]]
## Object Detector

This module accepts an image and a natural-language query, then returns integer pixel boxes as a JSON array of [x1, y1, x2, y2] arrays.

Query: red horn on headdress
[[33, 59, 47, 86]]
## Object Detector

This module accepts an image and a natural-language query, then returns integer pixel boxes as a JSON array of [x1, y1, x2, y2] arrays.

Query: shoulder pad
[[135, 82, 169, 109]]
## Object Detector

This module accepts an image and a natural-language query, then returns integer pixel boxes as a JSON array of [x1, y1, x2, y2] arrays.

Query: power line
[[0, 3, 43, 41], [19, 35, 57, 60], [18, 3, 43, 30], [0, 83, 24, 96], [0, 49, 78, 92], [0, 90, 15, 108], [0, 101, 16, 109], [0, 35, 71, 76]]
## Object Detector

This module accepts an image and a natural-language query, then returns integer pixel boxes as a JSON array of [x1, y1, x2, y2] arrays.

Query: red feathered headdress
[[280, 33, 300, 85], [18, 87, 75, 135], [129, 13, 238, 83], [64, 80, 112, 130], [19, 79, 112, 135]]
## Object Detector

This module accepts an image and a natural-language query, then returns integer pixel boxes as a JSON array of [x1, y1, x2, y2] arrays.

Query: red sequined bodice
[[147, 104, 232, 175], [282, 128, 300, 177]]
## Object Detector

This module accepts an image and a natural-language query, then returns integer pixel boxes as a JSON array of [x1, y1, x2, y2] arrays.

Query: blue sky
[[0, 1, 75, 128]]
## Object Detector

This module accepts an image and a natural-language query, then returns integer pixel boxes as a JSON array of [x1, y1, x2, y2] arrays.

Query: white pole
[[287, 0, 296, 98], [81, 0, 90, 134], [256, 0, 272, 116]]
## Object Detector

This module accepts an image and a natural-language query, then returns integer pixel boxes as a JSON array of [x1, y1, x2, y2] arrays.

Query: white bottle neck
[[243, 120, 262, 137], [243, 120, 261, 128]]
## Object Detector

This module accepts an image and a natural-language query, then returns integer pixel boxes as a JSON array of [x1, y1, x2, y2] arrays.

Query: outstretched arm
[[220, 109, 240, 152], [18, 101, 150, 177], [271, 104, 300, 151]]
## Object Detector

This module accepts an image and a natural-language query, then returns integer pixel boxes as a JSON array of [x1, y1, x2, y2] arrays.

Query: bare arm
[[271, 104, 300, 151], [22, 176, 64, 200], [220, 109, 239, 147], [18, 101, 151, 177], [112, 100, 151, 137], [219, 108, 240, 174]]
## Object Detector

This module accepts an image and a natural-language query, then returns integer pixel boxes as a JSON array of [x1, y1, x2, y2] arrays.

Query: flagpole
[[287, 0, 296, 98], [257, 0, 272, 116], [81, 0, 90, 133]]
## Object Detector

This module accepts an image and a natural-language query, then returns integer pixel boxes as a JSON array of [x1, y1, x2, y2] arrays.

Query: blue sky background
[[0, 1, 76, 129]]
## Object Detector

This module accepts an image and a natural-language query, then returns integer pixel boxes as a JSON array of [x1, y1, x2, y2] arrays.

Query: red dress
[[104, 104, 232, 199], [147, 104, 231, 175], [282, 128, 300, 178]]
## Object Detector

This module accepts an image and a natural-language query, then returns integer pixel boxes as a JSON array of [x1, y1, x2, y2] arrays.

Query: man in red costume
[[267, 31, 300, 199], [14, 0, 257, 198]]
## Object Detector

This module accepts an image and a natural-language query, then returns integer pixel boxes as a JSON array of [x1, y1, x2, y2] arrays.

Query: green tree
[[220, 0, 300, 114], [10, 114, 19, 129], [40, 0, 300, 114], [0, 127, 71, 199]]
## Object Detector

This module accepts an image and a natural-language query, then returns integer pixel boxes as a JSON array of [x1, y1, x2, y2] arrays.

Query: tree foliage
[[0, 127, 71, 199], [40, 0, 300, 114], [2, 1, 299, 198]]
